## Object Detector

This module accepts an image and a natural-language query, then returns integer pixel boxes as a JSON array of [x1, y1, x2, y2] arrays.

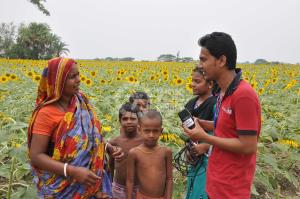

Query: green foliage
[[0, 22, 69, 59], [28, 0, 50, 16]]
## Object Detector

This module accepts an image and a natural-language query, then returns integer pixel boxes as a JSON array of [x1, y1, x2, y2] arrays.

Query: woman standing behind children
[[184, 67, 216, 199], [127, 110, 173, 199]]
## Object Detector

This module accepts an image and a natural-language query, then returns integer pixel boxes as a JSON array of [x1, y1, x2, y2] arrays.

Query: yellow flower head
[[85, 79, 93, 86]]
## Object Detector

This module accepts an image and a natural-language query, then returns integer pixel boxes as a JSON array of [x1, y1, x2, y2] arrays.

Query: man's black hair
[[119, 102, 140, 121], [198, 32, 237, 70]]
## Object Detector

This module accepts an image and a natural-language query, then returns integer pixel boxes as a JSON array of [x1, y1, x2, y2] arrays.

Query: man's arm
[[126, 149, 136, 199], [203, 133, 257, 154], [165, 149, 173, 199], [184, 96, 259, 155], [183, 119, 257, 155]]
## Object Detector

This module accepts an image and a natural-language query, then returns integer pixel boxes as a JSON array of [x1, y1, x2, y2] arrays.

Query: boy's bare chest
[[136, 152, 166, 169]]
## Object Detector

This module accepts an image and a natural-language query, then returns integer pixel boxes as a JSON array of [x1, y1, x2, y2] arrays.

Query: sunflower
[[186, 83, 192, 93], [150, 75, 156, 81], [163, 75, 169, 81], [250, 81, 257, 89], [5, 73, 11, 77], [271, 78, 277, 84], [161, 70, 168, 76], [90, 71, 96, 77], [9, 74, 17, 81], [258, 88, 265, 95], [80, 76, 86, 82], [100, 79, 106, 84], [126, 76, 136, 83], [278, 139, 299, 148], [284, 79, 297, 90], [102, 125, 112, 133], [27, 71, 34, 77], [174, 78, 184, 86], [85, 79, 93, 86], [0, 76, 8, 83], [104, 114, 112, 121], [33, 75, 41, 82]]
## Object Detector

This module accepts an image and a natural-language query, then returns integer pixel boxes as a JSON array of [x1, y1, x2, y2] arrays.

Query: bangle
[[64, 163, 68, 177], [105, 143, 109, 153]]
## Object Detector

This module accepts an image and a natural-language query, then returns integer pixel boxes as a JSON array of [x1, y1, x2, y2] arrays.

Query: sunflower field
[[0, 58, 299, 198]]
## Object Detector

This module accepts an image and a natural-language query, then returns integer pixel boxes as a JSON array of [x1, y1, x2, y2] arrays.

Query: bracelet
[[64, 163, 68, 177], [105, 143, 109, 153]]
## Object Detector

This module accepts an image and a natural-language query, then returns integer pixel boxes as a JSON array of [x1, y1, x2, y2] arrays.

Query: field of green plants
[[0, 59, 299, 198]]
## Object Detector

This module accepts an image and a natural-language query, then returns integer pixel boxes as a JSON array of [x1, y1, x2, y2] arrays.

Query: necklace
[[137, 146, 161, 154]]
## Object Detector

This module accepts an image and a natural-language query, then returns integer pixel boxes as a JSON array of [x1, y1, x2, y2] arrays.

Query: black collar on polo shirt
[[217, 68, 242, 97]]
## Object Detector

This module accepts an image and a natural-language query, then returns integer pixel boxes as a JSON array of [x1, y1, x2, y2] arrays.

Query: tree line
[[0, 22, 69, 59]]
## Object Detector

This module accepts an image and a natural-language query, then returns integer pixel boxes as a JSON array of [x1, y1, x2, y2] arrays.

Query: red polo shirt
[[206, 78, 261, 199]]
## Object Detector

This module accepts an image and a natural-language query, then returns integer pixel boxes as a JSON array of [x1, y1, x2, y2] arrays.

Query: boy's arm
[[126, 149, 136, 199], [165, 149, 173, 199]]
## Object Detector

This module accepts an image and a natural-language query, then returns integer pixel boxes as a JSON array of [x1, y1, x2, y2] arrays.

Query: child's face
[[133, 99, 150, 112], [120, 111, 138, 134], [139, 118, 163, 147], [191, 71, 211, 96]]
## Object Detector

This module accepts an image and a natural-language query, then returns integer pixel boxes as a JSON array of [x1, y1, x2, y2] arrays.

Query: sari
[[28, 57, 112, 198]]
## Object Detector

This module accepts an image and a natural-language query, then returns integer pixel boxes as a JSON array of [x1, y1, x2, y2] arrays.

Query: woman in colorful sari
[[28, 57, 123, 199]]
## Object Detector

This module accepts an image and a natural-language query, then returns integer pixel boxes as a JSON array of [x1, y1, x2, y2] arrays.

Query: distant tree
[[104, 57, 114, 61], [119, 57, 135, 61], [51, 34, 70, 57], [254, 59, 268, 65], [0, 22, 17, 57], [6, 22, 69, 59], [180, 57, 194, 62], [157, 54, 177, 62], [28, 0, 50, 16]]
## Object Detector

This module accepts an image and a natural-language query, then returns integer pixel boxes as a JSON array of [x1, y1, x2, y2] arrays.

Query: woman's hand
[[68, 165, 101, 187], [191, 143, 210, 156], [95, 191, 110, 199]]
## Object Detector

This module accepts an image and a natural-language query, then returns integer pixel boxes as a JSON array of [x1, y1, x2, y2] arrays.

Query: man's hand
[[68, 166, 101, 187], [183, 118, 209, 142]]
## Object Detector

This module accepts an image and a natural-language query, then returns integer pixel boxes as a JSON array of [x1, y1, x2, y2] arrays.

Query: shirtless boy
[[109, 103, 144, 199], [127, 110, 173, 199]]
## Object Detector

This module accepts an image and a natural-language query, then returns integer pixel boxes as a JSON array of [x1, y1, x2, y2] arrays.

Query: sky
[[1, 0, 300, 63]]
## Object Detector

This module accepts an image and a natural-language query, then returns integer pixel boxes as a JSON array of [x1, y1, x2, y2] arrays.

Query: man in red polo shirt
[[183, 32, 261, 199]]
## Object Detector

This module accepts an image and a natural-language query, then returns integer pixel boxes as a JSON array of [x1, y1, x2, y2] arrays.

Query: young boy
[[109, 103, 144, 199], [129, 91, 151, 112], [127, 110, 173, 199]]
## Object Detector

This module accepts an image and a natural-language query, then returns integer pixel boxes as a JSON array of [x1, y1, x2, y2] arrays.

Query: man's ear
[[160, 127, 164, 133], [217, 55, 227, 68]]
